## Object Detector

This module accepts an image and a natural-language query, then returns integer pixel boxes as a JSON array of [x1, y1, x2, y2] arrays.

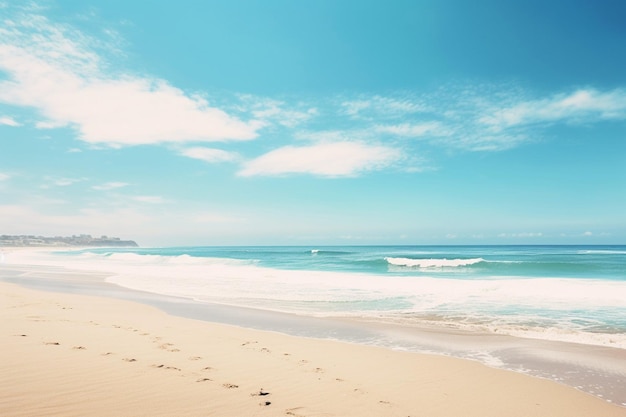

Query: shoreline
[[3, 281, 626, 416], [1, 250, 626, 412]]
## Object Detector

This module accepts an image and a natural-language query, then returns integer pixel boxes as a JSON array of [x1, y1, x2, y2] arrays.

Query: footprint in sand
[[44, 342, 60, 346], [122, 358, 137, 362], [222, 383, 239, 389], [251, 389, 271, 397], [188, 356, 202, 361], [72, 346, 86, 350], [151, 364, 180, 371], [157, 343, 180, 353], [158, 343, 178, 352], [286, 407, 305, 417]]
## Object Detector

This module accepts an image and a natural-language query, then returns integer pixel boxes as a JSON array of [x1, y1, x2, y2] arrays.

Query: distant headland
[[0, 234, 139, 247]]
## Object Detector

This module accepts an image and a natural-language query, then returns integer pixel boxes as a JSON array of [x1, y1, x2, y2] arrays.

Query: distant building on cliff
[[0, 234, 139, 247]]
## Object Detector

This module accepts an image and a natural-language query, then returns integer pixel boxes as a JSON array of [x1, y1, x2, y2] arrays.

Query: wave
[[310, 249, 355, 255], [578, 250, 626, 255], [385, 257, 486, 268]]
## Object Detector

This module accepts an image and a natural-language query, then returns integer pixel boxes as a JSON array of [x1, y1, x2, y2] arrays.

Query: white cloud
[[41, 176, 84, 187], [239, 141, 402, 177], [91, 182, 129, 191], [0, 13, 261, 147], [479, 88, 626, 131], [374, 122, 448, 137], [0, 116, 20, 126], [296, 129, 361, 143], [0, 172, 9, 181], [180, 147, 239, 163]]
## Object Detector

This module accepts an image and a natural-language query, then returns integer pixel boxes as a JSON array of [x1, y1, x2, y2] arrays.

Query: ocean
[[53, 244, 626, 349]]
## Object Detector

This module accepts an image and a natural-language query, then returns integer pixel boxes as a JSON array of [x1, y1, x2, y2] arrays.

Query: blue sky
[[1, 0, 625, 246]]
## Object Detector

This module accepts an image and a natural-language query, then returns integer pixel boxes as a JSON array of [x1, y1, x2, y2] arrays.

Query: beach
[[2, 281, 626, 417], [1, 249, 626, 416]]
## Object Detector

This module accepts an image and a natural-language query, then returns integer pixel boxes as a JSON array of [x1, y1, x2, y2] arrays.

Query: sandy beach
[[2, 275, 626, 417]]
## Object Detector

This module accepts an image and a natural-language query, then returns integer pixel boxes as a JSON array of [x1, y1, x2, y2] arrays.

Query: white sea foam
[[385, 257, 485, 268]]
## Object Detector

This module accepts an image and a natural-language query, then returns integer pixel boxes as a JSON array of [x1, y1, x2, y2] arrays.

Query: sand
[[1, 281, 625, 417]]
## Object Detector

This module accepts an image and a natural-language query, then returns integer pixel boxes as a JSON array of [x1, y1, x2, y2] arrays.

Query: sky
[[1, 0, 625, 246]]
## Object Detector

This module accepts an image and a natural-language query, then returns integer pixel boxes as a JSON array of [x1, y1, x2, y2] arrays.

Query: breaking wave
[[385, 257, 486, 268]]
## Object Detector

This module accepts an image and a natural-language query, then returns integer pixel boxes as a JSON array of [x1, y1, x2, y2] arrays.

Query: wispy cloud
[[479, 89, 626, 132], [239, 141, 402, 177], [180, 147, 239, 163], [0, 10, 261, 147], [91, 181, 129, 191], [42, 176, 84, 187], [341, 95, 429, 119], [0, 172, 9, 181], [498, 232, 544, 238], [0, 115, 20, 126], [132, 195, 165, 204], [373, 121, 449, 137], [237, 95, 318, 128]]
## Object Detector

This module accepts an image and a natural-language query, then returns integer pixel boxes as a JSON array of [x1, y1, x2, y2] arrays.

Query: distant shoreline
[[0, 234, 138, 248]]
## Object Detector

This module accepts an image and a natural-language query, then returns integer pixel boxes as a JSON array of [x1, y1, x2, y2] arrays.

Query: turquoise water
[[77, 244, 626, 279], [58, 245, 626, 348]]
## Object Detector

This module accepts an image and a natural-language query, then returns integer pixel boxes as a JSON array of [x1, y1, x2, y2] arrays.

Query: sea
[[2, 244, 626, 404], [54, 244, 626, 348]]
